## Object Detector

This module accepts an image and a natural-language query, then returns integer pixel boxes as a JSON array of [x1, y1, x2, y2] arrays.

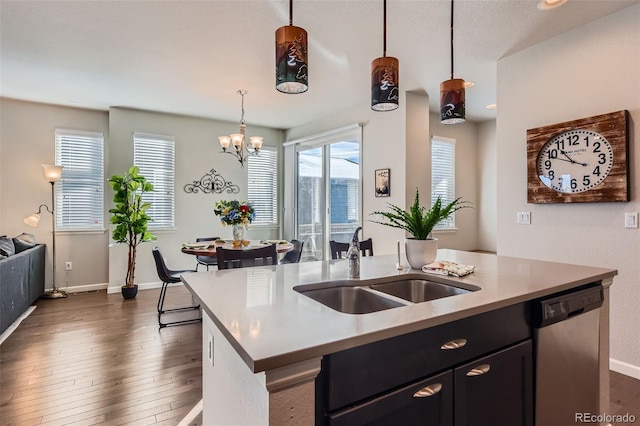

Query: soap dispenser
[[347, 227, 362, 279]]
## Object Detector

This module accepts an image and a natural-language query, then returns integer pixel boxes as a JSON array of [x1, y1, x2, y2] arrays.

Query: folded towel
[[422, 260, 475, 277]]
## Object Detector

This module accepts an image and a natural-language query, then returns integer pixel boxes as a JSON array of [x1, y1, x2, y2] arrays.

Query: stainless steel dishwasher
[[533, 283, 603, 426]]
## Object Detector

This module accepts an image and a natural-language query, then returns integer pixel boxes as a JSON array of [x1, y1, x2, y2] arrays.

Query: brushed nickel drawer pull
[[440, 338, 467, 350], [413, 383, 443, 397], [466, 364, 491, 376]]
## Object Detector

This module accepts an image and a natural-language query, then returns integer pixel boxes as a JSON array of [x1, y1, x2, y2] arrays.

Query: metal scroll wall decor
[[184, 169, 240, 194]]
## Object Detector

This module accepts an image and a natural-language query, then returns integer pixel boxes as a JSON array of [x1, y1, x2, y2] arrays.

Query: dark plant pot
[[121, 285, 138, 299]]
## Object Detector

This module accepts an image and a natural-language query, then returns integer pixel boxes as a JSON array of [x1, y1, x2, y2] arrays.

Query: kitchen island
[[181, 250, 616, 425]]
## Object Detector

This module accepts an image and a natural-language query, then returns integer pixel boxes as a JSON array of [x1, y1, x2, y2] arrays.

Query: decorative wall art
[[375, 168, 391, 197], [184, 169, 240, 194]]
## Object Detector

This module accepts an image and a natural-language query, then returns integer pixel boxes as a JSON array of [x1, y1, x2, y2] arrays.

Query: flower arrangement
[[214, 200, 255, 226]]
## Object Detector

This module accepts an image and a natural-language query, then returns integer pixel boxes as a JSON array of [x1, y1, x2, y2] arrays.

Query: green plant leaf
[[369, 188, 472, 239]]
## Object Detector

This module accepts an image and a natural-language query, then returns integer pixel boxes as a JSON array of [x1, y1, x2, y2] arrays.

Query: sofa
[[0, 236, 45, 335]]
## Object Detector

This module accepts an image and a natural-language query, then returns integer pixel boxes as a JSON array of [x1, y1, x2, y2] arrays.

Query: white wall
[[0, 99, 285, 292], [428, 112, 481, 251], [285, 96, 407, 256], [285, 90, 481, 257], [0, 98, 110, 291], [107, 107, 284, 290], [497, 4, 640, 376], [477, 120, 497, 252]]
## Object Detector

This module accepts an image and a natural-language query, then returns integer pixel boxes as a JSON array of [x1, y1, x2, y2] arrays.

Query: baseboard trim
[[177, 398, 202, 426], [106, 281, 175, 294], [58, 282, 109, 294], [610, 358, 640, 380], [0, 306, 36, 345]]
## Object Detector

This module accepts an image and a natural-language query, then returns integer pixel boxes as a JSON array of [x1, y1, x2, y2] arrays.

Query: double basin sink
[[294, 277, 480, 314]]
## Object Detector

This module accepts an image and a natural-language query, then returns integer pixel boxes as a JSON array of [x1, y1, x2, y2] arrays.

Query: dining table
[[181, 240, 294, 257]]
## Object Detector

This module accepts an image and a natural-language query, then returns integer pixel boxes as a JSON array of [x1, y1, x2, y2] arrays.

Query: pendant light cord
[[289, 0, 293, 26], [383, 0, 387, 57], [450, 0, 455, 80]]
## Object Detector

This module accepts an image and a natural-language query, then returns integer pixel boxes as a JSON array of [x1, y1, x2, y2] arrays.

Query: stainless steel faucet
[[347, 227, 362, 279]]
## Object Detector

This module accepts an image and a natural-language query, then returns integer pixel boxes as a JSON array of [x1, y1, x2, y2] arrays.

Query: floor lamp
[[24, 164, 67, 299]]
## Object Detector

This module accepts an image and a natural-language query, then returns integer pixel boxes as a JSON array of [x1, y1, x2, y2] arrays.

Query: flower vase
[[232, 224, 246, 246]]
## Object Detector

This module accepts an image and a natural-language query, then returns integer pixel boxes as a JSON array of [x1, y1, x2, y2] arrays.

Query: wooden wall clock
[[527, 110, 629, 203]]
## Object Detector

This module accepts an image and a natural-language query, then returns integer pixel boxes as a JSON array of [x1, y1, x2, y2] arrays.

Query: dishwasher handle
[[533, 283, 603, 328]]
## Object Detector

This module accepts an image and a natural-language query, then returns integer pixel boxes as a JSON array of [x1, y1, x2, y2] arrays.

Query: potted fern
[[370, 188, 470, 269], [109, 166, 156, 299]]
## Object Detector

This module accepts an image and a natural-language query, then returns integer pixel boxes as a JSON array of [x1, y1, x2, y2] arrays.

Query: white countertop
[[181, 250, 617, 373]]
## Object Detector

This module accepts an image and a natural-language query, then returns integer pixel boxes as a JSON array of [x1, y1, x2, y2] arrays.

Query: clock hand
[[560, 150, 587, 166], [554, 157, 575, 164]]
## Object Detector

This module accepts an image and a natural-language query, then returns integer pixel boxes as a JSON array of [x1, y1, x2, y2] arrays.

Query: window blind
[[133, 133, 175, 229], [55, 129, 105, 230], [431, 136, 456, 229], [248, 147, 278, 225]]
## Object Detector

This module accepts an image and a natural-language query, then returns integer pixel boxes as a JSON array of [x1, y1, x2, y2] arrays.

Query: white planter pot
[[405, 238, 438, 269]]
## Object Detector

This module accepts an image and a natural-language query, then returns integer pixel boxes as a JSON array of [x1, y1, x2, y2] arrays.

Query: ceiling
[[1, 0, 637, 129]]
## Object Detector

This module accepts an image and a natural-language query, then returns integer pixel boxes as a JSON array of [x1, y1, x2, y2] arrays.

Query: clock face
[[536, 129, 614, 194]]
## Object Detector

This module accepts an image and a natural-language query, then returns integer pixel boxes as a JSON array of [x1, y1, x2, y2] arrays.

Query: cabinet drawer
[[328, 370, 453, 426], [320, 303, 530, 411]]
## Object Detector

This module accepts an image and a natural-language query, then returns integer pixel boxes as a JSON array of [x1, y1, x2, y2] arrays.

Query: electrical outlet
[[516, 211, 531, 225], [65, 261, 72, 271], [624, 212, 638, 229]]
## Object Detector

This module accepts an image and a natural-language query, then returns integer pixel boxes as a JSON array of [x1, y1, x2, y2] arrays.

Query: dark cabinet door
[[328, 370, 453, 426], [454, 339, 533, 426]]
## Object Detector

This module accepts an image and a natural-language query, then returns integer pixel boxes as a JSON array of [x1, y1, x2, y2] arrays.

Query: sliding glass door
[[296, 139, 360, 261]]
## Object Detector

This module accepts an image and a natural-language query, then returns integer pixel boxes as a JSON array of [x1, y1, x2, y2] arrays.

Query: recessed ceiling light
[[537, 0, 568, 11], [486, 104, 497, 109], [463, 81, 475, 88]]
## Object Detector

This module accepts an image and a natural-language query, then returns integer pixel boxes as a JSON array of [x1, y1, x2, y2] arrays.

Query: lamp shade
[[42, 164, 64, 182], [440, 78, 466, 124], [249, 137, 264, 150], [275, 25, 308, 94], [24, 213, 41, 227], [371, 56, 399, 111], [218, 136, 231, 151]]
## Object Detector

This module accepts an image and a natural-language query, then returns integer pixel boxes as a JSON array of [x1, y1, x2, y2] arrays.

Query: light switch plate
[[517, 212, 531, 225], [624, 212, 638, 229]]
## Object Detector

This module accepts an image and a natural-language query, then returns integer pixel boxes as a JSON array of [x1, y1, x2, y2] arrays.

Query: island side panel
[[202, 311, 322, 425], [202, 312, 269, 425]]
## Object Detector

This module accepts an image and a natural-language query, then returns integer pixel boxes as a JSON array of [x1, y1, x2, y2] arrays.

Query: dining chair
[[279, 239, 304, 264], [195, 236, 220, 271], [216, 245, 279, 270], [152, 247, 201, 328], [329, 238, 374, 260]]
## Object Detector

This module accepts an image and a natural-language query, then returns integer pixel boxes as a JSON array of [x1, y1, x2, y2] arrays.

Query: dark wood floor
[[0, 287, 202, 425], [2, 288, 639, 425]]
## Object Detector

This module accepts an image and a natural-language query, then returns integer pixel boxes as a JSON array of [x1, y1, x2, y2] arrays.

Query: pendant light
[[440, 0, 465, 124], [371, 0, 399, 111], [275, 0, 308, 94]]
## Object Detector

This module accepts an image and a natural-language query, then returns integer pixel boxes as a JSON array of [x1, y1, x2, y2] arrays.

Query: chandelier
[[218, 90, 263, 168]]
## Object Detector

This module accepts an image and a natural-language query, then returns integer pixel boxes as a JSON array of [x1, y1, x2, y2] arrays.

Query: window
[[55, 129, 104, 231], [431, 136, 456, 229], [248, 147, 278, 225], [292, 125, 361, 261], [133, 133, 175, 230]]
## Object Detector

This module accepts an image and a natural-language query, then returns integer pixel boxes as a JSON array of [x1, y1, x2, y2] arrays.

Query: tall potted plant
[[109, 166, 156, 298], [370, 188, 470, 269]]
